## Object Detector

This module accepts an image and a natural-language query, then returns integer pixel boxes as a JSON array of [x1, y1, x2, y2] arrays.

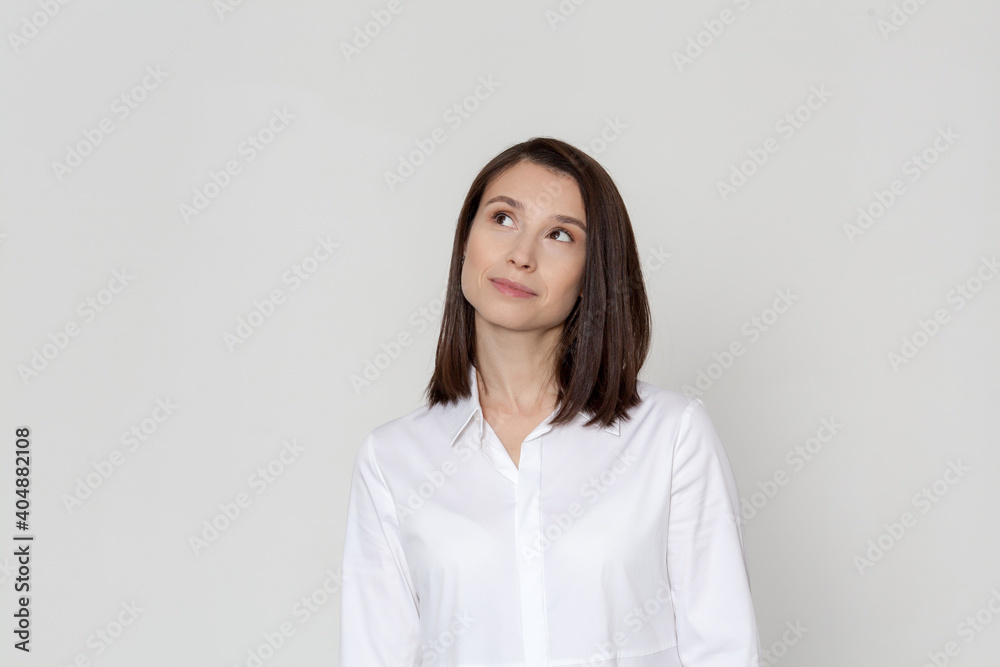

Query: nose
[[506, 234, 535, 270]]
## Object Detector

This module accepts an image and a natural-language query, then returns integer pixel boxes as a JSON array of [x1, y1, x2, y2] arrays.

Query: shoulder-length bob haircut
[[423, 136, 651, 430]]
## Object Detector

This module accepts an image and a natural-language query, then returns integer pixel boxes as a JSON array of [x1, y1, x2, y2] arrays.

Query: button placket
[[515, 433, 549, 665], [478, 416, 518, 485]]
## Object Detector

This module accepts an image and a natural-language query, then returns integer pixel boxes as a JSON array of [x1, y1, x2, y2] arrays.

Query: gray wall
[[2, 1, 998, 665]]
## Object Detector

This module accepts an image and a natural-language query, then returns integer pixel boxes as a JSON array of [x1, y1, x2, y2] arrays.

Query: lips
[[490, 278, 536, 297]]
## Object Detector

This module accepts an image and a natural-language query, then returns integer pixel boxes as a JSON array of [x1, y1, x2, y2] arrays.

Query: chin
[[476, 308, 538, 330]]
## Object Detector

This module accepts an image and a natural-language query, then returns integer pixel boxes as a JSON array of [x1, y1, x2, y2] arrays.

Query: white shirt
[[339, 365, 761, 666]]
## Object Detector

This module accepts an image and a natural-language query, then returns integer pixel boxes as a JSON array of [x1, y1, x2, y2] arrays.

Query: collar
[[446, 365, 620, 449]]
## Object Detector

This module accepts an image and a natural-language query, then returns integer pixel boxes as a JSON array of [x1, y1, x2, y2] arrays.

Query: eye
[[491, 211, 515, 227], [490, 210, 576, 243], [551, 228, 574, 243]]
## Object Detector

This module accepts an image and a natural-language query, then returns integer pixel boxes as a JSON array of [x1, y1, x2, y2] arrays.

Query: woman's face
[[461, 160, 587, 333]]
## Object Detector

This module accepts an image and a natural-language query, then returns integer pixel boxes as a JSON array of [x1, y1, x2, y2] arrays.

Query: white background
[[1, 1, 998, 665]]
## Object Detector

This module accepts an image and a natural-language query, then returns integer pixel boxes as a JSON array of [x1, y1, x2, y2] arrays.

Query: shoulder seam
[[366, 431, 405, 532], [671, 395, 702, 459]]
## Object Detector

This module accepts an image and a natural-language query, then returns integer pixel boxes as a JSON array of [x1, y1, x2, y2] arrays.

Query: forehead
[[482, 161, 583, 213]]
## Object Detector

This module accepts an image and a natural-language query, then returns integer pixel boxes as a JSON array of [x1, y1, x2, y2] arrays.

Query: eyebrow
[[484, 195, 587, 231]]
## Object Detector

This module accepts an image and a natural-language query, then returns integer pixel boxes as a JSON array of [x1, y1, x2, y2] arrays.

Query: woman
[[340, 137, 761, 666]]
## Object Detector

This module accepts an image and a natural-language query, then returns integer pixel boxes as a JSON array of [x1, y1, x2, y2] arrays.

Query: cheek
[[464, 228, 492, 262], [564, 251, 587, 283], [550, 257, 586, 301]]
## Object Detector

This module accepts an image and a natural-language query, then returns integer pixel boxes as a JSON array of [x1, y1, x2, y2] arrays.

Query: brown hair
[[423, 137, 651, 430]]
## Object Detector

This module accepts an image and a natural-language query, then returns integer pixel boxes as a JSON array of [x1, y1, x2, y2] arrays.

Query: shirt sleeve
[[666, 398, 762, 667], [339, 432, 422, 666]]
